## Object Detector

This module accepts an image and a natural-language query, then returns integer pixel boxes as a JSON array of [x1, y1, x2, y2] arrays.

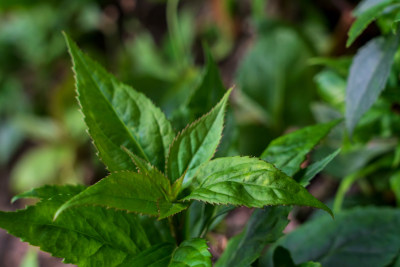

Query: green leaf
[[347, 0, 395, 47], [55, 171, 187, 219], [346, 33, 400, 135], [12, 184, 86, 203], [273, 246, 322, 267], [119, 243, 176, 267], [0, 185, 162, 267], [215, 206, 290, 267], [295, 148, 341, 187], [169, 238, 212, 267], [260, 207, 400, 267], [260, 120, 340, 176], [64, 33, 175, 172], [166, 89, 231, 186], [187, 45, 226, 119], [390, 171, 400, 206], [182, 157, 332, 216]]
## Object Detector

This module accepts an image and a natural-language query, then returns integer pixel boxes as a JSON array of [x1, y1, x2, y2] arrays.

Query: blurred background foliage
[[1, 0, 400, 266]]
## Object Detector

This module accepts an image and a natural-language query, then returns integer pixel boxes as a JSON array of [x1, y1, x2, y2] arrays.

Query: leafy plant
[[0, 34, 335, 266]]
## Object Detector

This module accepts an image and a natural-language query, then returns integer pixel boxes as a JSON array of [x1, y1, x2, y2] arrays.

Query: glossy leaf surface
[[169, 238, 212, 267], [182, 157, 332, 216]]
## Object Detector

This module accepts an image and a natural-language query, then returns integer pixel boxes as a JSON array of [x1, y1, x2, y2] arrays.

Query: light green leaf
[[260, 120, 340, 176], [260, 207, 400, 267], [346, 34, 400, 135], [216, 206, 290, 267], [166, 89, 231, 186], [295, 148, 341, 187], [182, 157, 332, 216], [55, 171, 187, 219], [169, 238, 212, 267], [12, 184, 86, 203], [0, 185, 162, 267], [347, 0, 395, 47], [64, 33, 174, 172]]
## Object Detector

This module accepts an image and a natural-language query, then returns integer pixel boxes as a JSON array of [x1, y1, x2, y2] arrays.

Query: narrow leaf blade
[[167, 89, 231, 186], [346, 34, 400, 134], [260, 120, 340, 176]]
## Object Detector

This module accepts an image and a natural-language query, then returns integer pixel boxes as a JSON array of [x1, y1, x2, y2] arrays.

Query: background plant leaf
[[346, 33, 400, 135], [260, 207, 400, 267], [260, 120, 340, 176]]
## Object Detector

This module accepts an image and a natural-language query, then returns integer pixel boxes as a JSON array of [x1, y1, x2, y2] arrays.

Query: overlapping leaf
[[0, 185, 175, 267], [182, 157, 332, 216], [215, 206, 290, 267], [55, 171, 187, 219], [260, 120, 340, 176], [260, 207, 400, 267], [166, 89, 231, 186], [65, 33, 174, 172]]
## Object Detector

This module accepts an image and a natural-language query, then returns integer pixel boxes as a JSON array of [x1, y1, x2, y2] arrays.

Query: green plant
[[0, 33, 338, 266]]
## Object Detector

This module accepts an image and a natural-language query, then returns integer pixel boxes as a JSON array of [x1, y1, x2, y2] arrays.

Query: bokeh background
[[1, 0, 398, 266]]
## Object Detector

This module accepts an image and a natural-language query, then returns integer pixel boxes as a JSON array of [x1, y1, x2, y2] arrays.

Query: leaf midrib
[[74, 50, 150, 163]]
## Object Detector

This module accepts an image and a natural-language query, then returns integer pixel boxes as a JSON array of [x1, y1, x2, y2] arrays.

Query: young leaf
[[166, 89, 231, 186], [260, 120, 340, 176], [0, 185, 161, 267], [64, 33, 175, 172], [55, 171, 187, 219], [261, 207, 400, 267], [181, 157, 333, 216], [215, 206, 290, 267], [346, 33, 400, 135], [295, 148, 341, 187], [169, 238, 212, 267], [347, 0, 395, 47]]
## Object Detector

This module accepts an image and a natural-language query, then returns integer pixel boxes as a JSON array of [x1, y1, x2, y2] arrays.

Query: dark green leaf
[[12, 184, 86, 203], [260, 120, 340, 176], [166, 89, 231, 186], [64, 33, 175, 172], [0, 185, 162, 267], [55, 171, 187, 219], [169, 238, 212, 267], [216, 206, 290, 267], [182, 157, 332, 216], [187, 45, 226, 119], [295, 148, 341, 187], [273, 246, 322, 267], [390, 172, 400, 205], [119, 243, 176, 267], [260, 207, 400, 267], [346, 34, 400, 135]]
